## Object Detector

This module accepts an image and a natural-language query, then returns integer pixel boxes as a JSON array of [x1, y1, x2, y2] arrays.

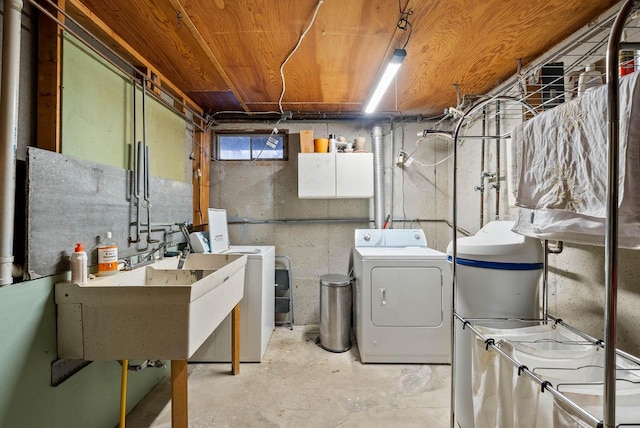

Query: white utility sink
[[55, 253, 247, 360]]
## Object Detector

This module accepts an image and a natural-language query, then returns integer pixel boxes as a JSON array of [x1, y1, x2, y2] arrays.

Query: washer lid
[[226, 246, 264, 254], [207, 208, 230, 253], [447, 221, 543, 263], [355, 246, 447, 259], [225, 245, 275, 260]]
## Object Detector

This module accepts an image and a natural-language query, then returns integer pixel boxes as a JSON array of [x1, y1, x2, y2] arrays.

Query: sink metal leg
[[171, 359, 188, 428], [232, 303, 240, 375]]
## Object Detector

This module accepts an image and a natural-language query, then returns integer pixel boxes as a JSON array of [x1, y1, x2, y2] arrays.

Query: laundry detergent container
[[447, 220, 543, 428]]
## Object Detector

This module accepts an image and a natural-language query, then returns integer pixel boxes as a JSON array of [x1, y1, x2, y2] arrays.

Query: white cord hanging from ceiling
[[278, 0, 324, 114]]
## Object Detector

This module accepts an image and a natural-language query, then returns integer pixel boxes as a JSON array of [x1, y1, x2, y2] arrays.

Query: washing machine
[[352, 229, 452, 364], [189, 209, 275, 363]]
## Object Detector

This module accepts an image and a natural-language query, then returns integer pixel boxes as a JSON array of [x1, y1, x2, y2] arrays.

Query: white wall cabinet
[[297, 153, 336, 198], [298, 153, 373, 199]]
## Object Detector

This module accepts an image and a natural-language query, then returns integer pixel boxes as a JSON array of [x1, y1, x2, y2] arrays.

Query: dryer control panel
[[354, 229, 427, 247]]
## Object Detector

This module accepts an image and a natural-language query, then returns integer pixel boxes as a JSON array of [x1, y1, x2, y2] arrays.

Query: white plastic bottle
[[328, 134, 337, 153], [577, 64, 603, 96], [97, 231, 118, 276], [71, 243, 88, 285]]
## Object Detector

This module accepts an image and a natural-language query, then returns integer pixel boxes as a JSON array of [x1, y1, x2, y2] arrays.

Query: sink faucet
[[122, 242, 174, 271], [177, 248, 190, 269], [121, 256, 155, 271], [141, 241, 171, 263]]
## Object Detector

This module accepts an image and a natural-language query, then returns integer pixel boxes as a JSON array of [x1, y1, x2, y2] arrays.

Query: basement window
[[215, 130, 288, 161]]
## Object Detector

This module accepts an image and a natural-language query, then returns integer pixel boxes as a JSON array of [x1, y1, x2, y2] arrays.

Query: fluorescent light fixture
[[364, 48, 406, 114]]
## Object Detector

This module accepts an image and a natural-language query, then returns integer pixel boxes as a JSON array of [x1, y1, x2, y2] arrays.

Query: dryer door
[[370, 266, 442, 327]]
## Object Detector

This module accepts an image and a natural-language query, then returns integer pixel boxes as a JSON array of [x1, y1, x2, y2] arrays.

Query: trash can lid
[[320, 274, 351, 286]]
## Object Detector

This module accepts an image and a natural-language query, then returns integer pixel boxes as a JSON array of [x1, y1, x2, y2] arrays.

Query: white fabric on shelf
[[514, 207, 640, 249], [514, 71, 640, 216], [515, 83, 609, 215], [511, 71, 640, 247]]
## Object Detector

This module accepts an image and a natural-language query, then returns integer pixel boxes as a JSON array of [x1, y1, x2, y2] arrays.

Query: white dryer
[[352, 229, 451, 364], [189, 209, 275, 363]]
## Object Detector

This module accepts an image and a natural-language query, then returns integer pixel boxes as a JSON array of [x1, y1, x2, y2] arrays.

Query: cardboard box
[[300, 130, 314, 153]]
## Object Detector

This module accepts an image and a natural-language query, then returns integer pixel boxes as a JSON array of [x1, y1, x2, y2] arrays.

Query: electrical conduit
[[0, 0, 23, 286], [495, 100, 501, 218], [372, 125, 384, 229]]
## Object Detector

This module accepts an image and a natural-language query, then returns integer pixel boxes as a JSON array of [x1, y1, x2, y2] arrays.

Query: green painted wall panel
[[61, 33, 186, 182], [0, 275, 168, 428]]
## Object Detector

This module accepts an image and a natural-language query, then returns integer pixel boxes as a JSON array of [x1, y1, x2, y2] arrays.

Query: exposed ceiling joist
[[67, 0, 204, 115], [170, 0, 250, 112], [64, 0, 620, 117]]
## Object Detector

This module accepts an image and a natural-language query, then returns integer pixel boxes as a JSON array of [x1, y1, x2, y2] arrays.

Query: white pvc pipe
[[0, 0, 23, 286]]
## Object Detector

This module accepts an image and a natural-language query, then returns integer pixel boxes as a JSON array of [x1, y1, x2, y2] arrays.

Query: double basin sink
[[55, 253, 247, 360]]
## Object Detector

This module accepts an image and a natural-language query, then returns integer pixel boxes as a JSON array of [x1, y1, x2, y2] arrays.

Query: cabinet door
[[370, 266, 443, 327], [336, 153, 373, 198], [298, 153, 336, 198]]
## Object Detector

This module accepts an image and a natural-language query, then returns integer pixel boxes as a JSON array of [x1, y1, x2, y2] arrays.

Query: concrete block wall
[[210, 120, 450, 324]]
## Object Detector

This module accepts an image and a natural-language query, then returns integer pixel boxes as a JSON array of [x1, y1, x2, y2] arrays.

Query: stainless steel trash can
[[319, 273, 352, 352]]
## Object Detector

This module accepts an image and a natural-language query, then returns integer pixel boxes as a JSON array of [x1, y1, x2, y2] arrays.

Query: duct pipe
[[388, 124, 394, 228], [372, 125, 384, 229], [0, 0, 23, 286]]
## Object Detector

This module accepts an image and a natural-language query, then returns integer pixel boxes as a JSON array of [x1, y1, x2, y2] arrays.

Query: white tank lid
[[447, 221, 543, 263]]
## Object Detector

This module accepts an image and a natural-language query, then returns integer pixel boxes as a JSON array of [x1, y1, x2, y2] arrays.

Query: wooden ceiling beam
[[67, 0, 203, 115], [170, 0, 250, 113]]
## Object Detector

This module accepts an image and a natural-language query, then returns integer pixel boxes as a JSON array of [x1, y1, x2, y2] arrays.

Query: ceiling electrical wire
[[400, 115, 407, 227], [252, 119, 282, 162], [401, 21, 413, 49], [278, 0, 324, 114], [402, 118, 474, 169], [397, 0, 413, 49], [412, 152, 453, 168]]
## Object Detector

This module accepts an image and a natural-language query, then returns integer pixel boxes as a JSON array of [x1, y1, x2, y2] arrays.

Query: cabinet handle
[[380, 288, 386, 306]]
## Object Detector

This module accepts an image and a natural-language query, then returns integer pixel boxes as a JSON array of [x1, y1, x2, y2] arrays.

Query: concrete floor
[[126, 325, 452, 427]]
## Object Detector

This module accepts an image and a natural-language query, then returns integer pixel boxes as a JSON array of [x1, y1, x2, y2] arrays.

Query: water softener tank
[[447, 221, 543, 428]]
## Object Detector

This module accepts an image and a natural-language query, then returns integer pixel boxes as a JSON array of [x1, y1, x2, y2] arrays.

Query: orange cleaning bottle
[[97, 231, 118, 276]]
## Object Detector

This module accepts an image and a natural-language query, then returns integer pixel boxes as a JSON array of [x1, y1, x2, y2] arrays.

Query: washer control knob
[[364, 233, 371, 241], [415, 233, 421, 240]]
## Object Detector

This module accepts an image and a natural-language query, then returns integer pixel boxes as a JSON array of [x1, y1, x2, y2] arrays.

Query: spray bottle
[[71, 243, 88, 285], [97, 231, 118, 276]]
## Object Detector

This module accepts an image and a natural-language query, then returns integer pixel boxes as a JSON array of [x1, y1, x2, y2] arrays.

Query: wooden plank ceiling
[[69, 0, 619, 118]]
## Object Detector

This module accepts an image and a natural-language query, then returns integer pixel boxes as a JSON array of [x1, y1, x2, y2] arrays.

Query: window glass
[[216, 131, 287, 161], [219, 136, 251, 160], [252, 135, 284, 159]]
